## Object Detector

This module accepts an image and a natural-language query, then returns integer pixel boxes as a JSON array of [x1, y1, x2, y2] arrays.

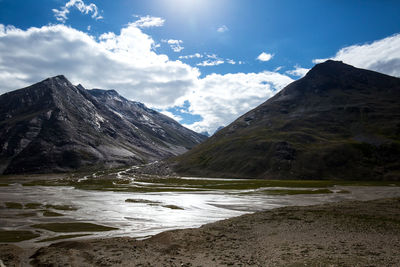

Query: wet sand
[[3, 197, 399, 266]]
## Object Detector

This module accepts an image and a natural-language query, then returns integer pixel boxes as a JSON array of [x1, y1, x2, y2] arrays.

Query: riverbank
[[2, 197, 398, 266]]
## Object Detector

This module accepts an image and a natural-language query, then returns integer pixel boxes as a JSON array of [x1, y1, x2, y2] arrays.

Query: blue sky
[[1, 0, 400, 134]]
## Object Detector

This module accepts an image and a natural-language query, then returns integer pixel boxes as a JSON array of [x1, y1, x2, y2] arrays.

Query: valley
[[1, 169, 400, 265]]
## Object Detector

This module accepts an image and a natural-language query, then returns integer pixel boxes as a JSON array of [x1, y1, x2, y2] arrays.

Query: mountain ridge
[[172, 60, 400, 180], [0, 76, 206, 174]]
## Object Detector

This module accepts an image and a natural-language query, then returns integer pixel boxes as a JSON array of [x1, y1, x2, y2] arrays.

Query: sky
[[0, 0, 400, 135]]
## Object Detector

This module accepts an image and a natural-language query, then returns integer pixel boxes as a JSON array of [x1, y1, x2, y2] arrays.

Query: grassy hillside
[[172, 61, 400, 180]]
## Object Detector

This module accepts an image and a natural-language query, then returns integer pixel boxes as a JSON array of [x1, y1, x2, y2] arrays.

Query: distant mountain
[[215, 126, 225, 134], [200, 131, 210, 137], [0, 76, 206, 174], [200, 126, 224, 138], [172, 61, 400, 180]]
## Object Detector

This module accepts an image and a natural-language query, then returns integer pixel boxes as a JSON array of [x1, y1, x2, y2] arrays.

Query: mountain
[[0, 76, 206, 174], [200, 131, 210, 137], [172, 61, 400, 180]]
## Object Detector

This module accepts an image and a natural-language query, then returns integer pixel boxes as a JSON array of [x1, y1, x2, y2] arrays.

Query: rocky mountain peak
[[43, 75, 71, 86], [0, 76, 207, 174], [90, 89, 119, 96], [306, 60, 352, 77]]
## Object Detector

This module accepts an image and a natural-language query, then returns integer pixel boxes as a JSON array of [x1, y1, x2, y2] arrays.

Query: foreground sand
[[2, 197, 400, 266]]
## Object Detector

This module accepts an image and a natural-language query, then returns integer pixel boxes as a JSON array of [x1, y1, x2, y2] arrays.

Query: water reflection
[[1, 178, 400, 248]]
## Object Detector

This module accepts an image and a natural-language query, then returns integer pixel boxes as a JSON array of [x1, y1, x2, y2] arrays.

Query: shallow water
[[1, 174, 400, 249]]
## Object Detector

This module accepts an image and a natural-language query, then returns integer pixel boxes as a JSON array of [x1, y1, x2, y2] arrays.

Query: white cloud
[[206, 54, 218, 59], [183, 72, 294, 134], [179, 53, 203, 59], [217, 25, 228, 33], [160, 110, 183, 122], [257, 52, 274, 62], [313, 33, 400, 77], [162, 39, 184, 52], [180, 53, 241, 66], [0, 23, 294, 135], [0, 24, 198, 109], [286, 65, 310, 77], [197, 60, 224, 67], [196, 54, 233, 67], [131, 15, 165, 28], [53, 0, 102, 23]]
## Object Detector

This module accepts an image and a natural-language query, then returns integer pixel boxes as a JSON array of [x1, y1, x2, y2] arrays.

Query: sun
[[158, 0, 212, 15]]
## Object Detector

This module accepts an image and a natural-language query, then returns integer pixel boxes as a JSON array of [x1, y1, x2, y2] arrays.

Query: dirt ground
[[2, 197, 400, 266]]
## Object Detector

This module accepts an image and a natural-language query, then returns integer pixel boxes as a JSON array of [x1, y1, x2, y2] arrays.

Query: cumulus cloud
[[0, 23, 294, 134], [257, 52, 274, 62], [286, 65, 310, 77], [183, 72, 294, 133], [313, 33, 400, 77], [162, 39, 184, 52], [0, 24, 198, 108], [160, 110, 183, 122], [53, 0, 102, 23], [131, 15, 165, 28], [217, 25, 228, 33]]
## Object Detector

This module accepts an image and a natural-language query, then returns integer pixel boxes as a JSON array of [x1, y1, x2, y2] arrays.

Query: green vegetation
[[259, 189, 333, 195], [25, 202, 42, 209], [45, 204, 77, 211], [36, 234, 91, 243], [170, 62, 400, 181], [163, 205, 184, 210], [18, 173, 400, 194], [5, 202, 23, 209], [0, 230, 40, 242], [43, 210, 64, 217], [125, 199, 161, 204], [16, 212, 37, 217], [32, 222, 118, 232], [131, 177, 400, 190]]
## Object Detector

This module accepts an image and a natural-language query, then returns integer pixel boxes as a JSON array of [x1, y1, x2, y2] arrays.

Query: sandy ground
[[1, 197, 400, 266]]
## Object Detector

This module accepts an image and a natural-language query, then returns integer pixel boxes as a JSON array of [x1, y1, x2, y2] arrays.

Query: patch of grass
[[114, 179, 131, 184], [25, 203, 42, 209], [16, 212, 37, 217], [45, 204, 77, 211], [31, 222, 118, 232], [0, 230, 40, 242], [125, 199, 161, 204], [5, 202, 23, 209], [133, 177, 400, 191], [16, 173, 400, 194], [36, 234, 91, 243], [336, 189, 351, 194], [262, 189, 333, 195], [43, 210, 64, 217], [163, 205, 184, 210]]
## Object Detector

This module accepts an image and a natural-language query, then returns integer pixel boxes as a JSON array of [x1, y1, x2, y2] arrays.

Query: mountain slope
[[0, 76, 206, 174], [172, 61, 400, 180]]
